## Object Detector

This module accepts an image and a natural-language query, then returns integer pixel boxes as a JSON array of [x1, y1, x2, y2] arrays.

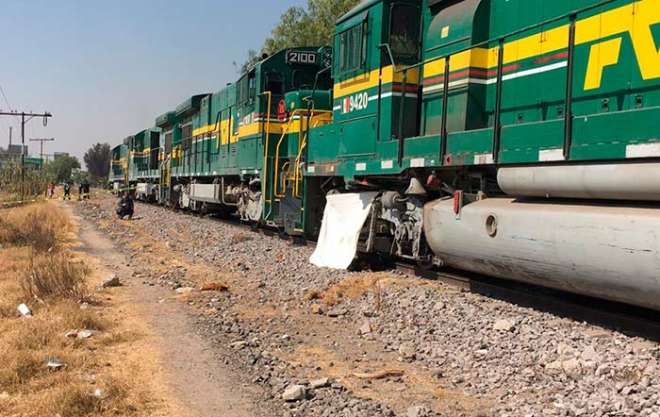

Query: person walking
[[63, 182, 71, 200], [82, 181, 91, 200]]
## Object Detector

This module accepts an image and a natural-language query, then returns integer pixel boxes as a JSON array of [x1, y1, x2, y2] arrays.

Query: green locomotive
[[304, 0, 660, 311], [109, 142, 128, 193], [111, 0, 660, 311]]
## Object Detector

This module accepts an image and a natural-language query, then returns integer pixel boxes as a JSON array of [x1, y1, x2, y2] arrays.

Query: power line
[[29, 137, 55, 162], [0, 84, 16, 141], [0, 84, 12, 109], [0, 111, 53, 201]]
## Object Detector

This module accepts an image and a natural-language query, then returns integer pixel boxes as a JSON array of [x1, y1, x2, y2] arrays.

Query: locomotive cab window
[[265, 72, 284, 96], [316, 70, 332, 91], [164, 131, 173, 154], [237, 70, 256, 104], [293, 70, 315, 90], [181, 124, 192, 150], [389, 4, 420, 64], [338, 17, 368, 75], [248, 71, 256, 103]]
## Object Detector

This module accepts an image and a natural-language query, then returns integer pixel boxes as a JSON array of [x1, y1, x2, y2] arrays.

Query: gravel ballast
[[78, 198, 660, 417]]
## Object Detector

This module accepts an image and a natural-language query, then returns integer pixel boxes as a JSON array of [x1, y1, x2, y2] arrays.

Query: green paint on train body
[[116, 0, 660, 240], [132, 47, 333, 231], [167, 48, 331, 180], [128, 127, 162, 181], [109, 143, 128, 184], [306, 0, 660, 181]]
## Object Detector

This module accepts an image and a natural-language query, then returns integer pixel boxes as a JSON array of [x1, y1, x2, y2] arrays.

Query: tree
[[239, 0, 360, 72], [46, 155, 80, 183], [84, 143, 111, 182], [71, 169, 91, 185], [234, 49, 260, 74]]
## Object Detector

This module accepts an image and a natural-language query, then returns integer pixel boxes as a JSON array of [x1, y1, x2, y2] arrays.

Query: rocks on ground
[[77, 198, 660, 417]]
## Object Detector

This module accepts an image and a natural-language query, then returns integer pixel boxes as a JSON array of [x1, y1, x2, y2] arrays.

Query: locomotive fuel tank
[[423, 198, 660, 311]]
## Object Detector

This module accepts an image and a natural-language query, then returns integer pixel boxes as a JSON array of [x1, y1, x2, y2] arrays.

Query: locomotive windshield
[[338, 21, 367, 74], [265, 72, 284, 95], [293, 70, 315, 90]]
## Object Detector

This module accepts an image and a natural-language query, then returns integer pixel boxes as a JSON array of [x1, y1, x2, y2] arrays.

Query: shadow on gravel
[[360, 254, 660, 342], [467, 273, 660, 342]]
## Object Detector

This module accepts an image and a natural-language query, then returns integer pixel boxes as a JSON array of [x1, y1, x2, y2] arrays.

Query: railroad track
[[141, 202, 660, 341], [396, 261, 660, 342]]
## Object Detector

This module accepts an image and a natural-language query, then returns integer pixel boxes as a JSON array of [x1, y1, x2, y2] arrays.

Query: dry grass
[[310, 272, 391, 307], [20, 252, 89, 301], [0, 247, 29, 318], [0, 162, 49, 199], [0, 203, 154, 417], [0, 203, 70, 251], [230, 232, 253, 244]]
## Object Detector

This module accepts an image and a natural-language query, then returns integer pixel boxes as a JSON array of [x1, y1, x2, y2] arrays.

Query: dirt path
[[67, 202, 258, 417], [64, 195, 660, 417], [71, 197, 491, 417]]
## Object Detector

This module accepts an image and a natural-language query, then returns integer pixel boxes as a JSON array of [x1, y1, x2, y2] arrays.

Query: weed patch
[[0, 204, 70, 250], [20, 253, 89, 301]]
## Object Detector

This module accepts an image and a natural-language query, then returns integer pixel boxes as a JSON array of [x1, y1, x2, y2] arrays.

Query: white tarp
[[310, 192, 379, 269], [136, 183, 151, 195]]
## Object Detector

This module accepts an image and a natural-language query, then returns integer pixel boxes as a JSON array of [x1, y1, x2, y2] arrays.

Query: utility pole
[[9, 126, 12, 147], [0, 111, 53, 201], [29, 138, 55, 163]]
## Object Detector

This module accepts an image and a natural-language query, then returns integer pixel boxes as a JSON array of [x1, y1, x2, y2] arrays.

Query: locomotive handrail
[[377, 43, 396, 147], [294, 107, 332, 197], [294, 129, 309, 199], [273, 127, 290, 198], [294, 109, 332, 198], [213, 108, 223, 152], [261, 91, 273, 205], [274, 110, 305, 198], [280, 161, 291, 195], [563, 15, 577, 160], [220, 176, 238, 207], [294, 101, 313, 199]]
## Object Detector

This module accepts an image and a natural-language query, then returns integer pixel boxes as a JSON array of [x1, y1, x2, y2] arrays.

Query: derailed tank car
[[304, 0, 660, 310]]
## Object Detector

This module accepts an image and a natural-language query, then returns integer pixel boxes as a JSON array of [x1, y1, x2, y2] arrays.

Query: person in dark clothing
[[63, 182, 71, 200], [82, 181, 90, 200], [116, 192, 134, 220]]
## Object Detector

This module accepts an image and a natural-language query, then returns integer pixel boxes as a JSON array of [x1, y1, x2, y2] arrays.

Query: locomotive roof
[[337, 0, 378, 24], [176, 94, 210, 118]]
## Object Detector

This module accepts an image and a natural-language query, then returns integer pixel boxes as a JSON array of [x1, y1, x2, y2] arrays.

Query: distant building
[[0, 145, 43, 170], [7, 144, 28, 156], [54, 152, 70, 160]]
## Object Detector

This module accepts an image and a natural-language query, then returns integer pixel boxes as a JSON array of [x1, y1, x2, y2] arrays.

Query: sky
[[0, 0, 305, 162]]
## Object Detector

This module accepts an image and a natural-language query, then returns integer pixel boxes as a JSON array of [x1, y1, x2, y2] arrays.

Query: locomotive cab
[[308, 0, 423, 178]]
